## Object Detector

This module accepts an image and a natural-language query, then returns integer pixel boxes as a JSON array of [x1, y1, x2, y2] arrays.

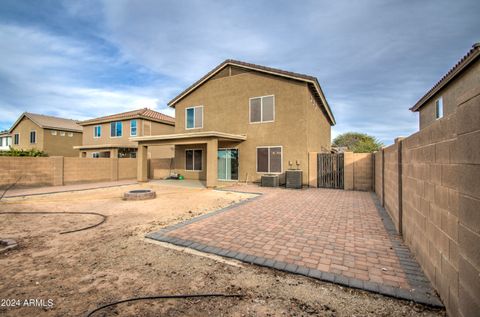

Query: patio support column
[[206, 138, 218, 188], [137, 144, 148, 182]]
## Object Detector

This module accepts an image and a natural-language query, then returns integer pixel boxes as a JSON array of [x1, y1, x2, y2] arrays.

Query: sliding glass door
[[218, 149, 238, 181]]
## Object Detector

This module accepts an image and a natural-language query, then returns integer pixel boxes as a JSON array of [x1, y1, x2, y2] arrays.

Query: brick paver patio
[[147, 185, 442, 306]]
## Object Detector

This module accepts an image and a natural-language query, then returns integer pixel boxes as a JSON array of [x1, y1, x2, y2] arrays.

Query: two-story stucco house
[[9, 112, 82, 156], [0, 130, 12, 151], [76, 108, 175, 158], [410, 43, 479, 129], [133, 60, 335, 187]]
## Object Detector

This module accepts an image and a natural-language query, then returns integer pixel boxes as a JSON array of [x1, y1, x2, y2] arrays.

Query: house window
[[60, 131, 65, 136], [250, 95, 274, 123], [185, 149, 203, 171], [435, 97, 443, 119], [30, 131, 36, 144], [68, 132, 73, 137], [130, 120, 137, 136], [92, 152, 100, 158], [110, 121, 122, 137], [256, 146, 282, 173], [186, 106, 203, 129], [13, 134, 19, 145], [51, 130, 57, 135], [94, 125, 101, 138]]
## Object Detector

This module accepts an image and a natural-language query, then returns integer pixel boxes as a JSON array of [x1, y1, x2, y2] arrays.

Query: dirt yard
[[0, 182, 445, 316]]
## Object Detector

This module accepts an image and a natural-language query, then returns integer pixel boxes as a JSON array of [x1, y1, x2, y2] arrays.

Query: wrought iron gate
[[317, 153, 344, 189]]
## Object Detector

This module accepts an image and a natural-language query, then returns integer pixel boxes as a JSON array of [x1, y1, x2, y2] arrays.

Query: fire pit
[[0, 239, 18, 253], [123, 189, 156, 200]]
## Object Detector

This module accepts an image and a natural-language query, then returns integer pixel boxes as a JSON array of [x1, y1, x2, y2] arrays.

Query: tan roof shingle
[[10, 112, 82, 133], [78, 108, 175, 126]]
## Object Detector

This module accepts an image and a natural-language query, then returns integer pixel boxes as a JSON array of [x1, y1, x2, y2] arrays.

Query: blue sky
[[0, 0, 478, 144]]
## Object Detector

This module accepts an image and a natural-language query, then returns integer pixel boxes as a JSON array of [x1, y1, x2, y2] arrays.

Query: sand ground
[[0, 183, 445, 316]]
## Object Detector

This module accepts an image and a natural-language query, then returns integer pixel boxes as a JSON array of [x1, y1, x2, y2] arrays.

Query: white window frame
[[185, 148, 203, 171], [30, 130, 36, 144], [68, 132, 73, 137], [110, 121, 123, 138], [94, 125, 101, 138], [92, 152, 100, 158], [435, 97, 443, 119], [13, 133, 20, 145], [60, 131, 66, 136], [51, 130, 57, 136], [249, 95, 275, 124], [185, 106, 204, 130], [256, 145, 283, 174], [130, 119, 137, 136]]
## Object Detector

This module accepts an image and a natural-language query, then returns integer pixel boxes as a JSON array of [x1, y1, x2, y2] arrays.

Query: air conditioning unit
[[261, 174, 279, 187], [285, 170, 303, 189]]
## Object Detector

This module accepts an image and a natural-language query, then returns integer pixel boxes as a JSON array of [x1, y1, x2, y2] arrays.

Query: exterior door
[[218, 149, 238, 180]]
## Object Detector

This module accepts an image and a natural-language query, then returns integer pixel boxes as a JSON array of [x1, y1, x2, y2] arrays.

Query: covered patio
[[132, 131, 246, 188]]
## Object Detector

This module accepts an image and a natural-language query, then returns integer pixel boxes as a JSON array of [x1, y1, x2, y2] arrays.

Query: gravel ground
[[0, 183, 446, 316]]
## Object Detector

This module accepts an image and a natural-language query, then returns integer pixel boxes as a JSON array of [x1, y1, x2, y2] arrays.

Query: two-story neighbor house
[[133, 59, 335, 187], [0, 130, 12, 151], [9, 112, 82, 156], [76, 108, 175, 158], [410, 43, 479, 129]]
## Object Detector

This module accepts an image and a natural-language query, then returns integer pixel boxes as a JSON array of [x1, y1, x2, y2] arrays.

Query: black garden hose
[[0, 211, 107, 234], [84, 293, 244, 317]]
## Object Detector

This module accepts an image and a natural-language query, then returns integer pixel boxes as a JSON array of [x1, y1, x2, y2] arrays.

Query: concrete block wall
[[119, 158, 137, 180], [0, 157, 139, 188], [382, 142, 401, 231], [374, 150, 383, 202], [375, 87, 480, 317], [0, 157, 55, 187], [344, 152, 374, 191]]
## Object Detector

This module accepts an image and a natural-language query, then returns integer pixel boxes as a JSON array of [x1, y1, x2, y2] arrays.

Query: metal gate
[[317, 153, 344, 189]]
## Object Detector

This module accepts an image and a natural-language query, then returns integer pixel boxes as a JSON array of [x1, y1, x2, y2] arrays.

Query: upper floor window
[[186, 106, 203, 129], [110, 121, 122, 137], [30, 131, 36, 144], [435, 97, 443, 119], [60, 131, 65, 136], [250, 95, 274, 123], [94, 125, 101, 138], [68, 132, 73, 137], [51, 130, 57, 136], [257, 146, 282, 173], [130, 120, 137, 136], [13, 134, 19, 145]]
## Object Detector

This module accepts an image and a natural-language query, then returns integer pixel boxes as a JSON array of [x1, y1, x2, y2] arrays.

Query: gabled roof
[[167, 59, 336, 125], [410, 43, 480, 112], [9, 112, 83, 133], [0, 130, 11, 137], [78, 108, 175, 126]]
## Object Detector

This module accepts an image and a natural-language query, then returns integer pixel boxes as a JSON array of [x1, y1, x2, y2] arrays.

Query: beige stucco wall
[[10, 117, 81, 156], [82, 119, 174, 147], [376, 86, 480, 317], [43, 128, 82, 157], [10, 117, 45, 151], [419, 58, 479, 130], [172, 70, 332, 184]]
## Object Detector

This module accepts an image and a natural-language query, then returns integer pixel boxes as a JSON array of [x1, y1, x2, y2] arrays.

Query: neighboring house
[[0, 130, 12, 151], [133, 59, 335, 187], [410, 43, 480, 129], [9, 112, 82, 156], [76, 108, 175, 158]]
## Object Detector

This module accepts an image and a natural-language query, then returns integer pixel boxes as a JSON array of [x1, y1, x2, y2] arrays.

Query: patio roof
[[130, 131, 247, 143], [74, 144, 137, 150]]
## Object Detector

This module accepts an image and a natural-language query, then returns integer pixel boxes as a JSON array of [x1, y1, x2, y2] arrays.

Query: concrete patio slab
[[146, 184, 443, 307]]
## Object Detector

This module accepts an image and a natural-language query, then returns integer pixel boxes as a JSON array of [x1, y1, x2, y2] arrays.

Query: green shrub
[[0, 147, 48, 157]]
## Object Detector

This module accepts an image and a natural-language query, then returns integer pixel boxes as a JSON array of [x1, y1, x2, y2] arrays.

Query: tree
[[332, 132, 383, 153]]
